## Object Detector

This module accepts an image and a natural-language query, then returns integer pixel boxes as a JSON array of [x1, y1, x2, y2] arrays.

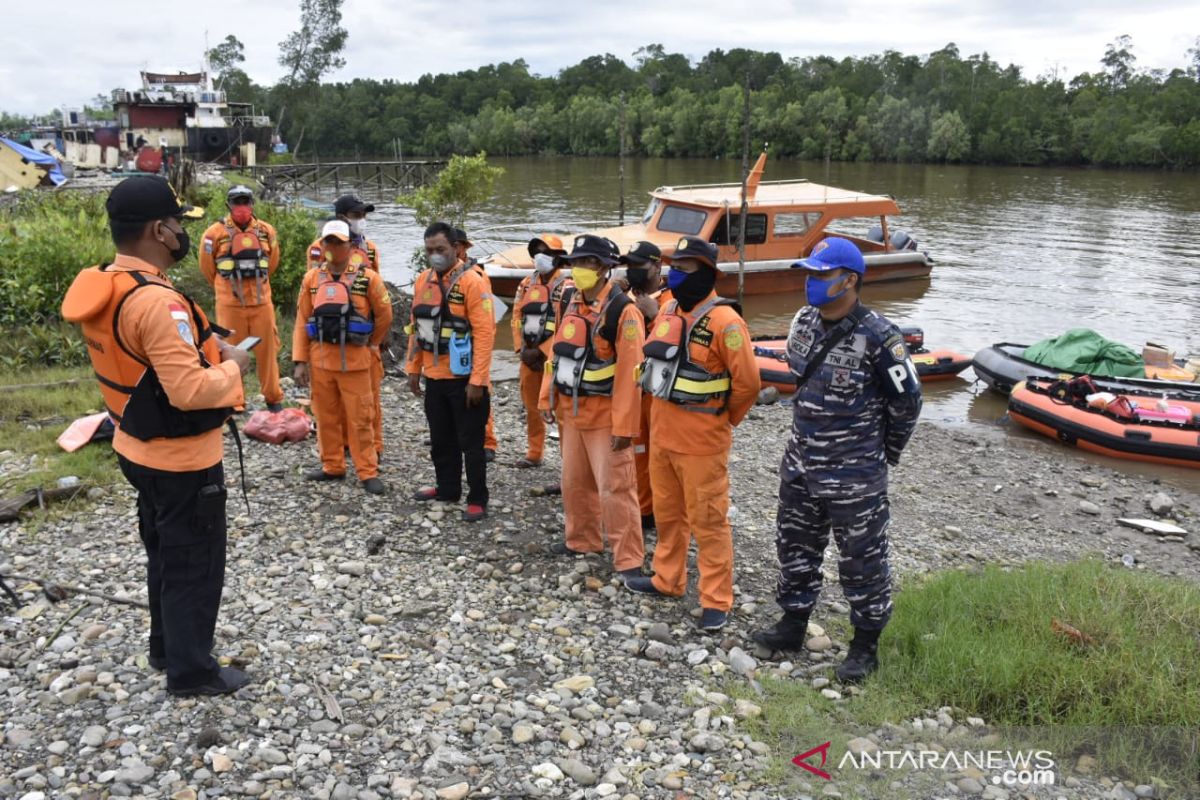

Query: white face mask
[[533, 253, 556, 274], [348, 218, 366, 237]]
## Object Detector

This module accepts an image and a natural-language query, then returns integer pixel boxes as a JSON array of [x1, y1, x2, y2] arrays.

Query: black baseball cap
[[619, 240, 662, 266], [333, 195, 375, 215], [106, 176, 204, 223], [663, 235, 720, 271], [562, 234, 621, 266]]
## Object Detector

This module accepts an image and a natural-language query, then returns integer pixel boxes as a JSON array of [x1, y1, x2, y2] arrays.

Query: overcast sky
[[2, 0, 1197, 114]]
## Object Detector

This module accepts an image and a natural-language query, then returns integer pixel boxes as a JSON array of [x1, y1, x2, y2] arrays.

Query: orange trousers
[[560, 417, 643, 572], [485, 396, 498, 452], [311, 366, 377, 480], [519, 362, 546, 462], [633, 392, 654, 517], [371, 347, 384, 454], [215, 302, 282, 405], [648, 446, 734, 612]]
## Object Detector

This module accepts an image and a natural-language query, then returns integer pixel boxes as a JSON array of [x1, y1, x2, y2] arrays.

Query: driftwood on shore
[[381, 281, 412, 375], [0, 483, 89, 523]]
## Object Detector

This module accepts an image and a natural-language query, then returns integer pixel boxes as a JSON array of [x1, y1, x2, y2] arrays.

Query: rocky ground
[[2, 375, 1198, 800]]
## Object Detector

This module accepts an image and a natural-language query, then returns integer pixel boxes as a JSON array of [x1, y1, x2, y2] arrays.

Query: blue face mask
[[666, 268, 688, 290], [805, 273, 850, 307]]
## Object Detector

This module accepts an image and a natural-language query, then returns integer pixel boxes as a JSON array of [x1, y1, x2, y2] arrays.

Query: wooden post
[[618, 91, 627, 226], [737, 70, 751, 306]]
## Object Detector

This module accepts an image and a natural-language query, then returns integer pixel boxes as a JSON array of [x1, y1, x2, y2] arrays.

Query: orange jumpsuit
[[632, 286, 672, 519], [539, 281, 645, 572], [511, 269, 571, 463], [470, 262, 499, 453], [309, 237, 386, 454], [200, 216, 282, 404], [645, 291, 760, 612], [293, 261, 393, 480]]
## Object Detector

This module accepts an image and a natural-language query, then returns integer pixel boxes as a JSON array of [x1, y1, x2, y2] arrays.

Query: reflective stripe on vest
[[551, 283, 624, 403], [216, 222, 270, 305]]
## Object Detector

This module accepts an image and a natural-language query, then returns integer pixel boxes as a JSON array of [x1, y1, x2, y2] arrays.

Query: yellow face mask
[[570, 266, 602, 291]]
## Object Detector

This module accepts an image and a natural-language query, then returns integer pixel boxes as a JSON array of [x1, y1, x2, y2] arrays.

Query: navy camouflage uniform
[[775, 301, 922, 630]]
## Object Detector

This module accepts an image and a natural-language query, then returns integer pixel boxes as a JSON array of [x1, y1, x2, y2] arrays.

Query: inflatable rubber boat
[[973, 343, 1197, 396], [1008, 377, 1200, 469]]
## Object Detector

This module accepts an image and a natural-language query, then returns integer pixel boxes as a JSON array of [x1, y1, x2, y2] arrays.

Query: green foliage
[[400, 152, 505, 228], [213, 37, 1200, 169], [734, 561, 1200, 794]]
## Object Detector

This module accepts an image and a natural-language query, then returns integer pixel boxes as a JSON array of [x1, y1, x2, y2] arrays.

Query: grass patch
[[734, 561, 1200, 797], [0, 366, 119, 494]]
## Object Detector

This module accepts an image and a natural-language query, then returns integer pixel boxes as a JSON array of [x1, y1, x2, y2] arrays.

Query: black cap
[[333, 195, 375, 215], [454, 227, 474, 249], [663, 235, 719, 270], [562, 234, 620, 266], [619, 240, 662, 266], [106, 176, 204, 223]]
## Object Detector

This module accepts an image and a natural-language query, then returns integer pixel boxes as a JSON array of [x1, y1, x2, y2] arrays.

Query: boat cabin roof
[[651, 179, 900, 215]]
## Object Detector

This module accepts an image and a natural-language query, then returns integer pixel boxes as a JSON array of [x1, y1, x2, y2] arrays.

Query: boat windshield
[[641, 198, 661, 225], [656, 205, 708, 236]]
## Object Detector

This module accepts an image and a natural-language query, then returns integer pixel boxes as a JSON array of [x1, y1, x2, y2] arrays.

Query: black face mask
[[671, 268, 717, 311], [626, 266, 651, 291], [161, 222, 190, 263]]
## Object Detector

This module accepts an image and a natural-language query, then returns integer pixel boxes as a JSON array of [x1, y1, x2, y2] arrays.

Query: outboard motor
[[890, 230, 918, 251], [866, 224, 885, 243], [899, 326, 926, 354]]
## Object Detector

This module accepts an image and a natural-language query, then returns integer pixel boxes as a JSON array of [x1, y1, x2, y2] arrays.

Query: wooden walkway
[[246, 160, 446, 201]]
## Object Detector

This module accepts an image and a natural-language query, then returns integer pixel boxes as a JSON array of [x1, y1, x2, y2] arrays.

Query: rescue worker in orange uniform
[[620, 240, 668, 534], [455, 228, 499, 461], [293, 221, 394, 494], [199, 185, 283, 411], [62, 176, 251, 696], [626, 236, 761, 631], [539, 235, 645, 578], [307, 195, 387, 456], [407, 222, 496, 522], [511, 234, 570, 468]]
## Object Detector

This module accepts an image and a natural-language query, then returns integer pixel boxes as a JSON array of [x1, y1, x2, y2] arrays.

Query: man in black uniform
[[752, 236, 922, 683]]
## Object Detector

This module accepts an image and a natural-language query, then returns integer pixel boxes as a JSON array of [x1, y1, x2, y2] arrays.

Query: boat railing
[[654, 178, 811, 193]]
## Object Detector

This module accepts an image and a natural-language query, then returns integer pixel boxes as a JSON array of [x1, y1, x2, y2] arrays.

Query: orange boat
[[1008, 377, 1200, 469], [753, 327, 969, 393], [480, 151, 931, 299]]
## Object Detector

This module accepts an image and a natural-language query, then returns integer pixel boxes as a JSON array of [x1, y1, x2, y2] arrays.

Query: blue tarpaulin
[[0, 136, 68, 186]]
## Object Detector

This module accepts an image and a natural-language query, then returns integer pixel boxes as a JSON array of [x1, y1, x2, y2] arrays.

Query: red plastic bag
[[244, 408, 313, 444]]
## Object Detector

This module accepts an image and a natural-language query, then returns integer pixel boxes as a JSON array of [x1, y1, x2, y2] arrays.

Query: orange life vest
[[216, 223, 270, 305], [411, 267, 471, 357], [640, 296, 735, 414], [305, 267, 376, 371], [551, 281, 631, 402], [518, 272, 571, 347], [61, 265, 232, 440]]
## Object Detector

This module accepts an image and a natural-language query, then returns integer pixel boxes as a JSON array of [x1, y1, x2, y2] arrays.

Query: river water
[[344, 157, 1200, 485]]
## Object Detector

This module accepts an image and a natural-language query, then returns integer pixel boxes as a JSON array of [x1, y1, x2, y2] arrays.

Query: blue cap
[[792, 236, 866, 275]]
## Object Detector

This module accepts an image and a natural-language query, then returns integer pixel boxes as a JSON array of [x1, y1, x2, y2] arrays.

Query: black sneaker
[[751, 611, 811, 651], [698, 608, 728, 631], [362, 478, 386, 495], [618, 567, 643, 581], [625, 576, 666, 596], [266, 403, 284, 413], [168, 666, 250, 697], [304, 469, 345, 481], [484, 448, 496, 463], [836, 628, 882, 684], [148, 655, 166, 672], [548, 542, 597, 556]]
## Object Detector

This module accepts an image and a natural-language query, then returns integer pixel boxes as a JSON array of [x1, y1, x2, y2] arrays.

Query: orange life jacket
[[411, 266, 471, 357], [518, 272, 571, 347], [305, 267, 376, 371], [215, 223, 270, 305], [61, 265, 232, 440], [640, 296, 735, 414], [551, 282, 632, 405]]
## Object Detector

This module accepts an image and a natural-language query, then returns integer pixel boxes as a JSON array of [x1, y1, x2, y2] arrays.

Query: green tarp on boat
[[1022, 328, 1144, 378]]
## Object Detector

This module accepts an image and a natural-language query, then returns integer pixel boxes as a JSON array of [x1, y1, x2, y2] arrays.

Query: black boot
[[836, 627, 881, 684], [751, 610, 810, 651]]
